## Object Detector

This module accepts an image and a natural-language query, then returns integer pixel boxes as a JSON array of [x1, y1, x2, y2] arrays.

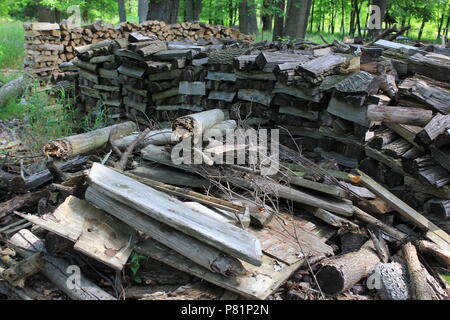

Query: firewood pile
[[23, 23, 64, 79], [2, 35, 450, 300], [23, 20, 253, 82]]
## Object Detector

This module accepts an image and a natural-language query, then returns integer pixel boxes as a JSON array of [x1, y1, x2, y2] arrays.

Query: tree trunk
[[273, 0, 286, 40], [261, 0, 273, 31], [117, 0, 127, 22], [248, 0, 259, 34], [138, 0, 149, 23], [239, 0, 249, 34], [185, 0, 202, 21], [147, 0, 179, 23], [309, 0, 315, 33], [340, 0, 345, 35], [284, 0, 313, 40], [418, 19, 426, 40]]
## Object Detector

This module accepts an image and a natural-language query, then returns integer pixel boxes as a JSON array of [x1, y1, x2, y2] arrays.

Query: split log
[[296, 54, 347, 78], [0, 77, 26, 108], [8, 229, 116, 300], [85, 187, 245, 277], [316, 240, 381, 295], [415, 114, 450, 146], [398, 77, 450, 114], [424, 199, 450, 220], [87, 163, 262, 266], [255, 52, 309, 72], [366, 105, 433, 127], [408, 53, 450, 82], [43, 121, 137, 159]]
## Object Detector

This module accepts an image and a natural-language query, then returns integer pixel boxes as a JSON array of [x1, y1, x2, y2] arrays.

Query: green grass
[[0, 20, 24, 70]]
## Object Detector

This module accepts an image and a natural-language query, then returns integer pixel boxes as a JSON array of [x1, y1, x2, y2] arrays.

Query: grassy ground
[[0, 20, 24, 70]]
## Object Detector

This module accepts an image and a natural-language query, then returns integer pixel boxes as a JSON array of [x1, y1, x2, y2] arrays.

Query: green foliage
[[129, 253, 146, 284]]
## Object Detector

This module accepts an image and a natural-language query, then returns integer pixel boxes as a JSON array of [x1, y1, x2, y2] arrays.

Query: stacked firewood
[[70, 37, 450, 226], [23, 23, 63, 79], [72, 39, 123, 116]]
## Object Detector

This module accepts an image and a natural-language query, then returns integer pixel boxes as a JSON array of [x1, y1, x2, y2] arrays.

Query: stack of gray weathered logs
[[359, 41, 450, 219], [72, 39, 123, 117]]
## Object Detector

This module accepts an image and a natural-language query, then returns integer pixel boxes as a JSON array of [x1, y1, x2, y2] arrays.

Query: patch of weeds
[[130, 253, 147, 284]]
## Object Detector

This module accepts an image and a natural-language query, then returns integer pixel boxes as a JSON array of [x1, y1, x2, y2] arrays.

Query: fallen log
[[43, 121, 137, 159], [8, 229, 116, 300], [0, 77, 26, 108], [403, 242, 436, 300], [172, 109, 225, 142], [316, 240, 381, 295], [0, 190, 50, 219]]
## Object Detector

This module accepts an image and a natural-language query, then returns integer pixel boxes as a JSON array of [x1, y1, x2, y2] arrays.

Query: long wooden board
[[87, 163, 263, 266]]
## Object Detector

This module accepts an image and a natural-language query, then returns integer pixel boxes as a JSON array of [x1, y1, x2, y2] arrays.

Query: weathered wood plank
[[87, 163, 263, 266]]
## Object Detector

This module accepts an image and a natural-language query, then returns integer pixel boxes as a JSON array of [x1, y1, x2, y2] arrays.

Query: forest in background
[[0, 0, 448, 43]]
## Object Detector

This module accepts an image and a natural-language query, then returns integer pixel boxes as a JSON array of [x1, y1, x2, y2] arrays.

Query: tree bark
[[272, 0, 286, 40], [316, 240, 381, 295], [238, 0, 249, 34], [261, 0, 273, 31], [138, 0, 149, 23], [117, 0, 127, 22], [248, 0, 259, 34], [284, 0, 312, 40]]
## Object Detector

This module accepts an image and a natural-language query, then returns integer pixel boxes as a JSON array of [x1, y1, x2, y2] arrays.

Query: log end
[[316, 265, 345, 295]]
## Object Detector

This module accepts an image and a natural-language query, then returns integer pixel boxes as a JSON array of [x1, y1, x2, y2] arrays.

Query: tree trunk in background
[[185, 0, 202, 21], [273, 0, 286, 40], [239, 1, 249, 34], [309, 0, 314, 33], [118, 0, 127, 22], [418, 19, 426, 40], [261, 0, 273, 31], [445, 13, 450, 39], [284, 0, 312, 40], [138, 0, 149, 23], [340, 0, 345, 35], [248, 0, 259, 34], [147, 0, 179, 23]]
